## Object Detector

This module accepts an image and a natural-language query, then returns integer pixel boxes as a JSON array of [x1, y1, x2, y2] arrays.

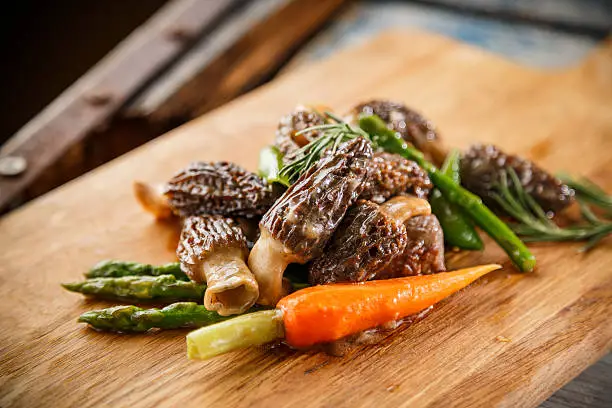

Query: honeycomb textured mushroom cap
[[309, 200, 408, 284], [360, 152, 432, 203], [348, 99, 446, 165], [274, 105, 326, 160], [460, 144, 574, 214], [164, 161, 278, 218], [380, 214, 446, 278], [261, 137, 373, 262], [177, 215, 248, 282]]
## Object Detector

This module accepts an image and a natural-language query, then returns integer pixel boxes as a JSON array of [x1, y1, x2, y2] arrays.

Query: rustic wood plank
[[0, 0, 239, 212], [126, 0, 291, 117], [0, 30, 611, 408], [140, 0, 350, 123]]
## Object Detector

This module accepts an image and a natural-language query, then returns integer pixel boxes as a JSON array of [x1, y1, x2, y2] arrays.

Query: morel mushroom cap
[[164, 161, 278, 218], [177, 215, 258, 315], [249, 137, 373, 305], [261, 137, 373, 260], [309, 195, 432, 285], [349, 99, 447, 166], [274, 105, 326, 159], [360, 152, 432, 203], [380, 214, 446, 278], [460, 144, 574, 213]]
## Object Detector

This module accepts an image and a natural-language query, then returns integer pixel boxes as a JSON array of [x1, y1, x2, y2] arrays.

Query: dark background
[[0, 0, 168, 144]]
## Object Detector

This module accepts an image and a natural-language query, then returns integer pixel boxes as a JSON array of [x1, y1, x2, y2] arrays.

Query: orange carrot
[[278, 264, 501, 347], [187, 264, 500, 359]]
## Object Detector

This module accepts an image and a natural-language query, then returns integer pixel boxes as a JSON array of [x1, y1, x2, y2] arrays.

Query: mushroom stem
[[248, 230, 300, 306], [202, 249, 259, 316], [133, 181, 173, 220], [380, 195, 430, 223]]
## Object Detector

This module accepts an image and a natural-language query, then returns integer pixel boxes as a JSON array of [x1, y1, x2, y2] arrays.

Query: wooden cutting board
[[1, 30, 611, 408]]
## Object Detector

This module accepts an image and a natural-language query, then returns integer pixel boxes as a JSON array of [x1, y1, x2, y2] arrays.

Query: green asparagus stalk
[[85, 260, 188, 280], [78, 302, 236, 332], [187, 310, 284, 360], [62, 275, 205, 302], [430, 149, 484, 250], [359, 115, 535, 272]]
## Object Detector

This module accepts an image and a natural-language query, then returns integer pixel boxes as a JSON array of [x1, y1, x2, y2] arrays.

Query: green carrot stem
[[187, 310, 284, 360]]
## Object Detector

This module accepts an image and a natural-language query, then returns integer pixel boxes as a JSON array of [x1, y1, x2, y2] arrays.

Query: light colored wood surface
[[1, 30, 611, 408]]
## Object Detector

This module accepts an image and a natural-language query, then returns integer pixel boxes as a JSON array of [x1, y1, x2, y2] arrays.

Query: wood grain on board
[[0, 31, 611, 408]]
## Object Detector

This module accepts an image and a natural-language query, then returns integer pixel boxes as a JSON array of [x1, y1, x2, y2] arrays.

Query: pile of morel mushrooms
[[65, 99, 611, 359]]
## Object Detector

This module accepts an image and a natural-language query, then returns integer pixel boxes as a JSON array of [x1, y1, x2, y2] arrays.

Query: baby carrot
[[187, 264, 500, 359], [278, 264, 500, 347]]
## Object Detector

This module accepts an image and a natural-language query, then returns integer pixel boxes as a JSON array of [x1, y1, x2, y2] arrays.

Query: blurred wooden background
[[1, 0, 610, 214], [0, 2, 610, 404]]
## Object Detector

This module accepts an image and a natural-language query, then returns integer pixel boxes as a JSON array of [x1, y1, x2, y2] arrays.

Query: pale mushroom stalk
[[178, 216, 259, 316], [246, 230, 303, 305], [379, 195, 431, 221], [249, 137, 373, 305], [133, 181, 173, 220], [200, 249, 258, 315]]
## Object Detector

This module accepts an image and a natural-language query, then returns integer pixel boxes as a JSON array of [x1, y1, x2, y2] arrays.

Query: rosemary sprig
[[278, 114, 370, 182], [491, 168, 612, 251], [558, 173, 612, 215]]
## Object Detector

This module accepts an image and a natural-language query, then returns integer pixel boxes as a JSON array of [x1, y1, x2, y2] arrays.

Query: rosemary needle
[[558, 173, 612, 214], [278, 115, 370, 183], [492, 168, 612, 251]]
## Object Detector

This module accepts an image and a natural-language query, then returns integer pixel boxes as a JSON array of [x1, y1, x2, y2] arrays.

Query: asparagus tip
[[61, 282, 82, 292], [77, 311, 95, 324]]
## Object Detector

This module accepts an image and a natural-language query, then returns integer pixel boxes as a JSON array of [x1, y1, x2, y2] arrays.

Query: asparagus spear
[[62, 275, 205, 302], [78, 302, 234, 332], [85, 260, 188, 280]]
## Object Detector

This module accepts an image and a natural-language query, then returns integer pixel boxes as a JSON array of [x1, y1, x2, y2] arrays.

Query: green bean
[[430, 149, 483, 250]]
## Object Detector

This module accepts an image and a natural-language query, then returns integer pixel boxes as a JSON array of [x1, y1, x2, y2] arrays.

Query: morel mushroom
[[164, 161, 278, 218], [133, 181, 174, 220], [177, 215, 258, 315], [309, 195, 432, 284], [360, 152, 432, 203], [349, 99, 447, 166], [460, 144, 574, 214], [274, 105, 327, 159], [249, 137, 373, 305], [380, 214, 446, 278]]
